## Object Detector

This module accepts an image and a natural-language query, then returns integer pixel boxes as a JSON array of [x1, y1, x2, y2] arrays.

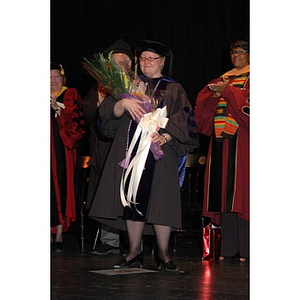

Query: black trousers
[[220, 213, 249, 258]]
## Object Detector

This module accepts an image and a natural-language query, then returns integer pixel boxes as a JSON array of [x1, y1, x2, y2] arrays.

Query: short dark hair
[[230, 33, 249, 52]]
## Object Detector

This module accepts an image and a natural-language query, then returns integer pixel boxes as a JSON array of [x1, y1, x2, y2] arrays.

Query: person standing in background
[[83, 39, 133, 255], [51, 63, 86, 252], [194, 33, 249, 262]]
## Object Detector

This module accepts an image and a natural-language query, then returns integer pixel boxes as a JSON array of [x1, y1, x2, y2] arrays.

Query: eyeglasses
[[230, 50, 248, 55], [139, 56, 161, 62]]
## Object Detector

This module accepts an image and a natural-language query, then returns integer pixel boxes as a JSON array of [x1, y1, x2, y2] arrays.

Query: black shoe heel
[[155, 255, 179, 272], [113, 252, 143, 269]]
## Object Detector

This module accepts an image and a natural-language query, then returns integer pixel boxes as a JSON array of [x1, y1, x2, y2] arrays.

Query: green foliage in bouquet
[[82, 52, 135, 100]]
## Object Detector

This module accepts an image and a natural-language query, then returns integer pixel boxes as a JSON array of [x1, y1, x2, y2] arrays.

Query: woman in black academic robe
[[89, 40, 199, 271]]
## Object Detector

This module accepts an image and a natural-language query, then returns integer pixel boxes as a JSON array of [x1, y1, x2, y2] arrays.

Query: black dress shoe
[[156, 255, 179, 272], [113, 252, 143, 269], [54, 242, 63, 253]]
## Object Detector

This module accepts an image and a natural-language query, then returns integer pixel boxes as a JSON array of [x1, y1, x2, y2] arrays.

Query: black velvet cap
[[51, 63, 61, 70], [134, 39, 172, 57], [50, 63, 65, 76], [103, 39, 133, 60]]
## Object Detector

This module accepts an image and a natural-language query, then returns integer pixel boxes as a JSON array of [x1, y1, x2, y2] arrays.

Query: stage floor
[[51, 228, 249, 299]]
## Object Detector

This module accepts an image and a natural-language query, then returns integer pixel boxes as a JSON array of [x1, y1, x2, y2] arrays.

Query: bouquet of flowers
[[83, 53, 144, 101], [83, 52, 156, 120], [83, 52, 131, 98]]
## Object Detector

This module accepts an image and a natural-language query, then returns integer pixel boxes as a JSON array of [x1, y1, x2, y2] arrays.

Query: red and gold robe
[[194, 66, 249, 224], [51, 87, 85, 232]]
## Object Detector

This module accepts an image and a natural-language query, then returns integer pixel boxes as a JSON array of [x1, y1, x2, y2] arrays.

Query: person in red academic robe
[[194, 34, 250, 262], [50, 63, 85, 252]]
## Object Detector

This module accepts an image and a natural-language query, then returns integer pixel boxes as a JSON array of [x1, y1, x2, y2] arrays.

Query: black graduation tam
[[50, 63, 65, 75], [51, 62, 61, 70], [134, 39, 173, 76], [134, 39, 172, 57], [103, 39, 133, 60]]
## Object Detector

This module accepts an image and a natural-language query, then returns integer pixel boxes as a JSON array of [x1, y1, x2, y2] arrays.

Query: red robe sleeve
[[57, 88, 86, 149], [194, 77, 250, 136], [194, 78, 220, 136]]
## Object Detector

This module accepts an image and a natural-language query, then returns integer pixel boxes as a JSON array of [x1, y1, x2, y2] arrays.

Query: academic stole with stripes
[[213, 74, 248, 139]]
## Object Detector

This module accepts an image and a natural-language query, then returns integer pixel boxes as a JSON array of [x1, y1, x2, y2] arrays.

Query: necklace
[[149, 78, 162, 110], [125, 119, 133, 153]]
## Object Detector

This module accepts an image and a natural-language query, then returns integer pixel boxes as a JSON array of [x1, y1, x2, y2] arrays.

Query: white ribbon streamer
[[55, 101, 65, 118], [120, 106, 169, 214]]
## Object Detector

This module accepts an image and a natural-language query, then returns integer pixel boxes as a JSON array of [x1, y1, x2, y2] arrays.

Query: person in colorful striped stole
[[194, 33, 250, 262]]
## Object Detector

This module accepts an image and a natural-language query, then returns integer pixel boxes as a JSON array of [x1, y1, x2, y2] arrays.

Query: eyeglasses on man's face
[[139, 56, 161, 62], [230, 50, 248, 55]]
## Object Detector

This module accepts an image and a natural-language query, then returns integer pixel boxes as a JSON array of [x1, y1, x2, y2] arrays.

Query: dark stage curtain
[[51, 0, 249, 107]]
